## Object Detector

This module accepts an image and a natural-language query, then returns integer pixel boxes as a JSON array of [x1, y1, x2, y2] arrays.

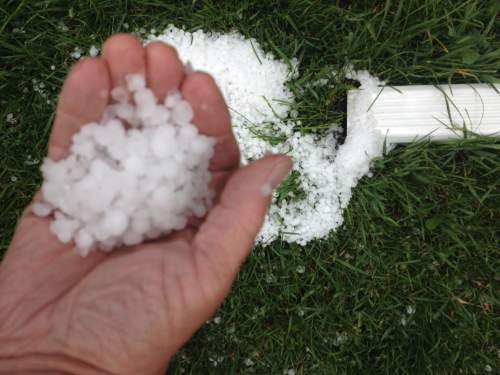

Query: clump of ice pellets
[[147, 26, 385, 245], [33, 74, 216, 257]]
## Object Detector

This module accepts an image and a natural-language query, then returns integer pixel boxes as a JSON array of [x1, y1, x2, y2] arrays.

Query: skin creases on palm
[[0, 34, 292, 374]]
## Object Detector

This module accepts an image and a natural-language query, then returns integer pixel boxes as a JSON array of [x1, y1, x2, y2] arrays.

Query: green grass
[[1, 0, 499, 374]]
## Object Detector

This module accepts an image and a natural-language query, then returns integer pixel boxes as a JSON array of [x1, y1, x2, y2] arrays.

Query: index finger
[[49, 57, 110, 161]]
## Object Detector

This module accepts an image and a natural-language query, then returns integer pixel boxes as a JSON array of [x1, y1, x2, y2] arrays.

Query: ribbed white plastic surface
[[347, 84, 500, 143]]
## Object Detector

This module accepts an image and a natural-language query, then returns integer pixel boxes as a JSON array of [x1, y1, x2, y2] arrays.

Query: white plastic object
[[347, 83, 500, 143]]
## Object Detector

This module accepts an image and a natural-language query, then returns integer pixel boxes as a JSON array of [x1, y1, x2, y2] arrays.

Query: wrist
[[1, 353, 170, 375], [0, 353, 110, 375]]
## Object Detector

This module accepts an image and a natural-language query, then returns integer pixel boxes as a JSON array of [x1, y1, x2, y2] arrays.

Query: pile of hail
[[33, 74, 216, 257]]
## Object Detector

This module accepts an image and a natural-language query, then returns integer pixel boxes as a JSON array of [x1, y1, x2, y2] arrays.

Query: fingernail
[[260, 156, 293, 197]]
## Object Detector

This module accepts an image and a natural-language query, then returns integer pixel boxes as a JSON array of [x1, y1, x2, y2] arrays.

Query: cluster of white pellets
[[33, 74, 216, 256], [147, 27, 385, 245]]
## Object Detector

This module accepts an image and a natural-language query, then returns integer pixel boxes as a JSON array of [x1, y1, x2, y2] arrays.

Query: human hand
[[0, 34, 292, 375]]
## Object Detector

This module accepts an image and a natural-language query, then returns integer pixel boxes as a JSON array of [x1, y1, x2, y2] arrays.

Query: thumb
[[192, 154, 292, 290]]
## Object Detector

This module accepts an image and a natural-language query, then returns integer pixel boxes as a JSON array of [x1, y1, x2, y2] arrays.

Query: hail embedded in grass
[[5, 113, 16, 124], [243, 358, 255, 367], [400, 315, 408, 327], [89, 45, 99, 57], [57, 21, 69, 32], [208, 356, 224, 367], [32, 78, 49, 99], [296, 265, 306, 274], [70, 46, 82, 59], [147, 26, 384, 245], [33, 74, 216, 257], [333, 331, 348, 347], [25, 155, 40, 165]]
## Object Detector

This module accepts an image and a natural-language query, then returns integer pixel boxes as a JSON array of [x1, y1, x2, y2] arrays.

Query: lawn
[[0, 0, 499, 374]]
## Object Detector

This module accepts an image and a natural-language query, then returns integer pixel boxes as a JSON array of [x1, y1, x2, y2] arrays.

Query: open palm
[[0, 34, 291, 374]]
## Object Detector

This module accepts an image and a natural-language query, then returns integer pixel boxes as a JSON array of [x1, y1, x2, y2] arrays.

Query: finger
[[102, 33, 146, 89], [192, 155, 292, 293], [181, 72, 240, 173], [145, 42, 184, 102], [49, 57, 110, 160]]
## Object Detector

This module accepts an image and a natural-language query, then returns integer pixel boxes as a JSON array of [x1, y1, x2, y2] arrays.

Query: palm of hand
[[0, 34, 291, 374]]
